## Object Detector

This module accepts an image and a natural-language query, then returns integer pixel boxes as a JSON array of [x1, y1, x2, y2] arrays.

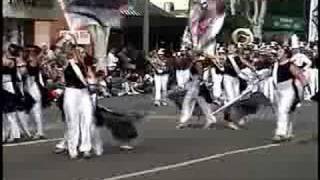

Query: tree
[[229, 0, 268, 40]]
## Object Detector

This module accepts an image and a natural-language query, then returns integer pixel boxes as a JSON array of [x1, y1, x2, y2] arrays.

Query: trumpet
[[201, 53, 226, 71]]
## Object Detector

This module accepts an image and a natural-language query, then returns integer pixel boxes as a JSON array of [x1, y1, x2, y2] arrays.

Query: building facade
[[3, 0, 65, 49]]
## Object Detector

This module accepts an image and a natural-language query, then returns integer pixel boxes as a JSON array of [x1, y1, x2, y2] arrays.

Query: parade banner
[[57, 0, 128, 72], [57, 0, 128, 30], [183, 0, 225, 55], [308, 0, 318, 42]]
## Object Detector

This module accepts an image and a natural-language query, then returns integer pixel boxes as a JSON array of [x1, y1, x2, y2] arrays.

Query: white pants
[[58, 93, 104, 156], [26, 77, 44, 136], [176, 69, 191, 88], [154, 73, 169, 102], [259, 77, 275, 103], [304, 68, 318, 99], [56, 121, 104, 155], [2, 80, 21, 141], [16, 80, 32, 136], [256, 69, 274, 103], [3, 112, 21, 141], [180, 78, 217, 124], [89, 93, 104, 155], [223, 74, 240, 102], [16, 111, 32, 137], [274, 79, 296, 137], [203, 67, 223, 99], [63, 87, 94, 157]]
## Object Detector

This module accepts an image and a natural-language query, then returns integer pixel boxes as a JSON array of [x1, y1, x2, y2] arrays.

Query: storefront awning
[[3, 0, 62, 20]]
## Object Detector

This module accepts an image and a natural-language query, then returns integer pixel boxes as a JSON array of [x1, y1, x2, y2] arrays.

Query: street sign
[[264, 15, 305, 31], [59, 30, 91, 44]]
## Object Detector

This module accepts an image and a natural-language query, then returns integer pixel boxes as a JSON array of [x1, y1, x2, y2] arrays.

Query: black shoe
[[69, 154, 79, 160], [6, 138, 21, 143], [54, 148, 66, 154], [20, 134, 33, 141], [272, 135, 290, 143], [82, 151, 92, 159], [33, 135, 46, 140], [176, 123, 189, 129], [203, 121, 216, 129], [154, 101, 161, 107]]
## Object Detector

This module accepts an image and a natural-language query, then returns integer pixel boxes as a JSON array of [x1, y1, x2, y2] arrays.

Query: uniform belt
[[66, 85, 86, 89]]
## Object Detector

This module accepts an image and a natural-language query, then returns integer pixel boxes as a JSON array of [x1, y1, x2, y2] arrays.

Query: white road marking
[[147, 115, 179, 119], [102, 143, 280, 180], [3, 138, 63, 147]]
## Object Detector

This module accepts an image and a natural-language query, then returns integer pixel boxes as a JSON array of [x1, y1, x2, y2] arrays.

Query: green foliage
[[218, 15, 251, 43], [226, 15, 251, 31]]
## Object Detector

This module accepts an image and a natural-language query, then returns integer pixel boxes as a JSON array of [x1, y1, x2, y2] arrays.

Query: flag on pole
[[58, 0, 128, 30], [183, 0, 225, 55], [308, 0, 318, 42], [57, 0, 128, 73]]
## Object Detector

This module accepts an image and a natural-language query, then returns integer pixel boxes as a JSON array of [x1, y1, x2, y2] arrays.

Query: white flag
[[308, 0, 318, 42]]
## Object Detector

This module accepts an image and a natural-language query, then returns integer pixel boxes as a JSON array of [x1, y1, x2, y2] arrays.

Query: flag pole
[[57, 0, 74, 31], [143, 0, 150, 54]]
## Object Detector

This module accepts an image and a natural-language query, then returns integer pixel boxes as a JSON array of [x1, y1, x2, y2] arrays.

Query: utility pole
[[188, 0, 192, 14], [143, 0, 150, 54]]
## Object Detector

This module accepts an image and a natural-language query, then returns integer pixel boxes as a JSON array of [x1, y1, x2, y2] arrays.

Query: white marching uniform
[[89, 93, 104, 156], [223, 74, 240, 103], [290, 52, 312, 101], [176, 69, 191, 88], [15, 68, 32, 137], [179, 75, 217, 127], [154, 73, 169, 103], [273, 62, 297, 139], [63, 60, 95, 158], [203, 67, 223, 99], [2, 74, 21, 142], [306, 68, 319, 98], [25, 71, 44, 137], [222, 57, 241, 104], [151, 54, 170, 105], [64, 87, 94, 156], [256, 68, 274, 103], [274, 79, 296, 138]]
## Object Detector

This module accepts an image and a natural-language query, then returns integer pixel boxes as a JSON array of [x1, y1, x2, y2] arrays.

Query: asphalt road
[[3, 94, 318, 180]]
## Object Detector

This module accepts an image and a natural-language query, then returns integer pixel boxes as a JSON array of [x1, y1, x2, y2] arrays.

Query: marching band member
[[211, 47, 226, 103], [176, 54, 217, 129], [254, 47, 276, 103], [2, 44, 24, 142], [25, 45, 46, 139], [307, 45, 319, 99], [62, 44, 96, 159], [222, 46, 244, 130], [272, 48, 298, 142], [290, 46, 313, 101], [15, 48, 33, 139], [149, 48, 171, 106], [174, 48, 192, 89]]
